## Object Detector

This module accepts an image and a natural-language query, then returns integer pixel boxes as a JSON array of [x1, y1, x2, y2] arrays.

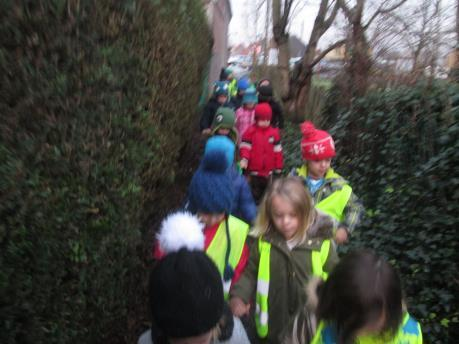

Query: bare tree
[[285, 0, 342, 121], [338, 0, 407, 98], [368, 0, 455, 84]]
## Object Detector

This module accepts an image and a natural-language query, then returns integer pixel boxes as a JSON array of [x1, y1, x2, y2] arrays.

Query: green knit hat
[[211, 107, 238, 143]]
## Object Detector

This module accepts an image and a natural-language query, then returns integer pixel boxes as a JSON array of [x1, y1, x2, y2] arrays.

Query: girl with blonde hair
[[230, 176, 338, 343]]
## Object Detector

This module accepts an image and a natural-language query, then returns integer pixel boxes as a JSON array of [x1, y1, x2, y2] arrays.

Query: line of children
[[152, 70, 422, 344], [291, 121, 364, 244]]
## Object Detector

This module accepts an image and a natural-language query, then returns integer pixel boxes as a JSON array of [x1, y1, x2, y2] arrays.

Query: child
[[235, 86, 257, 141], [200, 81, 230, 135], [257, 81, 284, 129], [222, 67, 238, 99], [156, 148, 250, 297], [291, 121, 364, 244], [231, 76, 251, 109], [240, 103, 283, 203], [204, 136, 257, 224], [139, 212, 250, 344], [210, 106, 239, 143], [230, 177, 338, 343], [310, 249, 422, 344]]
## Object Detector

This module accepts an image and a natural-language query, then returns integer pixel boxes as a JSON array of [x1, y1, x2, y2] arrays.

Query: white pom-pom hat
[[157, 211, 205, 254]]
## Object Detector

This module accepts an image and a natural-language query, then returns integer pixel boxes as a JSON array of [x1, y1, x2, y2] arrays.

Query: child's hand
[[335, 227, 348, 244], [239, 159, 248, 170], [230, 297, 250, 317]]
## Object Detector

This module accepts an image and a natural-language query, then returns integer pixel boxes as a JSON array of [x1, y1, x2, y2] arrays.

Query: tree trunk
[[452, 0, 459, 81], [345, 0, 371, 98], [272, 0, 290, 99], [277, 41, 290, 100], [348, 21, 371, 97]]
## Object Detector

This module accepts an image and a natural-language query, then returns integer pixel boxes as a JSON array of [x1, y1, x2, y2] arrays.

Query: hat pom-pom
[[201, 150, 229, 173], [157, 212, 205, 254], [300, 121, 316, 138]]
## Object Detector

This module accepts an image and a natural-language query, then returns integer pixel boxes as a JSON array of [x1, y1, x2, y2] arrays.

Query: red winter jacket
[[240, 125, 283, 177]]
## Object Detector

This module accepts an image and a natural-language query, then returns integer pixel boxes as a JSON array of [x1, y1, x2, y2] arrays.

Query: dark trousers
[[247, 175, 270, 204]]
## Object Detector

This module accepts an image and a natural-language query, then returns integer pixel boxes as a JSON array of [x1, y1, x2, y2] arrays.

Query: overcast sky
[[229, 0, 456, 52]]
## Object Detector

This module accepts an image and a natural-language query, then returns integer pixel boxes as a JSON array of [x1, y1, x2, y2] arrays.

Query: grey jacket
[[137, 316, 250, 344]]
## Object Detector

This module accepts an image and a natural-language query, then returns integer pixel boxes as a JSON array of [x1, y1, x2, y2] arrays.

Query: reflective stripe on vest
[[296, 166, 352, 222], [312, 313, 423, 344], [255, 239, 271, 338], [206, 215, 249, 299], [311, 240, 331, 280], [228, 78, 238, 97], [255, 238, 331, 338]]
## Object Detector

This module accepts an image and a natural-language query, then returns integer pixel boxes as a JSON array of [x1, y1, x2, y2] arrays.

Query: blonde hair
[[252, 176, 316, 244]]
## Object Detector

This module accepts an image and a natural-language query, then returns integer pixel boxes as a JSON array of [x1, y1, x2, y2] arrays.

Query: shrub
[[0, 1, 211, 342], [325, 81, 459, 342]]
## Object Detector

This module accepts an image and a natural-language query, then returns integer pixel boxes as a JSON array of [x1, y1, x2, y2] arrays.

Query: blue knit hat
[[188, 150, 234, 214], [242, 86, 258, 104], [237, 77, 250, 91], [205, 136, 235, 168]]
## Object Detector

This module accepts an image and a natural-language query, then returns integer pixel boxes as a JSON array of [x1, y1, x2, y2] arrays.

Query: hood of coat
[[307, 210, 334, 240]]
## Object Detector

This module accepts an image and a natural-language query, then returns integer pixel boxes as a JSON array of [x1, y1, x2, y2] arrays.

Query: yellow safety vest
[[312, 313, 423, 344], [255, 238, 331, 338], [228, 78, 238, 98], [296, 166, 352, 222], [206, 215, 249, 299]]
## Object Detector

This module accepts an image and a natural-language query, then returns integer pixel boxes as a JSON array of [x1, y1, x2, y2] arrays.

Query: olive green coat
[[230, 212, 338, 343]]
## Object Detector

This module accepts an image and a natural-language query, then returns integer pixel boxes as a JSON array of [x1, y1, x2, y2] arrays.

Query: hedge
[[324, 81, 458, 342], [0, 1, 211, 342]]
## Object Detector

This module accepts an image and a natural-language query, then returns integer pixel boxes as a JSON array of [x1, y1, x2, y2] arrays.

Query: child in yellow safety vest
[[290, 121, 364, 244], [229, 176, 338, 343], [153, 146, 251, 298], [309, 249, 422, 344]]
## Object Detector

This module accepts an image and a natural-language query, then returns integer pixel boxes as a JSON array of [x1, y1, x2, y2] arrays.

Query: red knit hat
[[300, 121, 336, 160], [254, 103, 272, 121]]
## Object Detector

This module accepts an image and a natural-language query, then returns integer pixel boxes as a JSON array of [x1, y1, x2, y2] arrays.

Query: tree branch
[[338, 0, 352, 19], [323, 0, 340, 32], [310, 39, 346, 68], [364, 0, 408, 30]]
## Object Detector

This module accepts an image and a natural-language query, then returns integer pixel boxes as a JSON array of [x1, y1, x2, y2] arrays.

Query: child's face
[[197, 212, 225, 227], [271, 195, 300, 240], [259, 80, 270, 87], [307, 158, 331, 179], [217, 128, 231, 136], [244, 102, 255, 110], [257, 119, 270, 128], [217, 95, 228, 104]]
